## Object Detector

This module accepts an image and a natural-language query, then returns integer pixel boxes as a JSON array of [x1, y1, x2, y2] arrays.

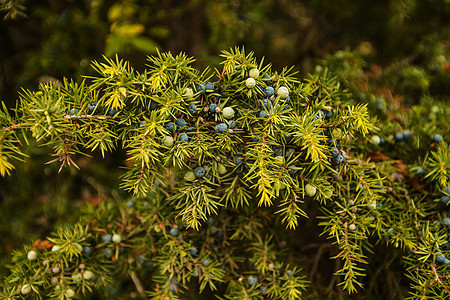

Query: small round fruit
[[69, 108, 79, 116], [166, 122, 177, 132], [51, 245, 60, 252], [178, 134, 189, 142], [335, 155, 344, 164], [83, 246, 92, 255], [189, 248, 198, 256], [217, 163, 227, 175], [222, 107, 235, 119], [367, 201, 377, 210], [277, 86, 289, 99], [371, 135, 381, 145], [305, 184, 317, 197], [83, 270, 94, 280], [27, 250, 37, 261], [246, 77, 256, 89], [259, 110, 267, 118], [433, 134, 443, 143], [265, 86, 275, 97], [170, 228, 179, 236], [215, 123, 228, 133], [262, 74, 271, 82], [215, 106, 221, 113], [261, 99, 272, 109], [348, 224, 357, 231], [194, 166, 206, 178], [395, 132, 404, 141], [188, 103, 197, 114], [248, 276, 258, 286], [72, 273, 82, 282], [162, 136, 174, 147], [184, 87, 194, 99], [443, 217, 450, 226], [202, 258, 210, 266], [21, 284, 32, 295], [234, 156, 243, 165], [52, 266, 60, 274], [108, 107, 118, 116], [104, 248, 113, 257], [331, 148, 339, 157], [204, 82, 215, 92], [66, 289, 75, 298], [209, 103, 218, 113], [175, 118, 186, 129], [112, 234, 121, 244], [88, 102, 98, 113], [102, 234, 112, 243], [249, 68, 260, 78], [184, 171, 196, 181]]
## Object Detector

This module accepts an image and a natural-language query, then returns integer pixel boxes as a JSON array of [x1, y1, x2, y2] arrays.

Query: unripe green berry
[[246, 77, 256, 88], [66, 289, 75, 298], [184, 87, 194, 99], [72, 272, 82, 282], [217, 163, 227, 175], [371, 135, 381, 145], [277, 86, 289, 99], [83, 270, 94, 280], [21, 284, 32, 295], [184, 171, 196, 182], [222, 107, 235, 119], [112, 234, 121, 243], [27, 250, 37, 260], [305, 184, 317, 197], [274, 156, 285, 164], [249, 68, 260, 78]]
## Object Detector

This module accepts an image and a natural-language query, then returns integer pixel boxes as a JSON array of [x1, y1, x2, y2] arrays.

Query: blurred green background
[[0, 0, 449, 297]]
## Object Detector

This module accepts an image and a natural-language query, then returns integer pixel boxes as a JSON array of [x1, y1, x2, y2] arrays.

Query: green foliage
[[0, 46, 449, 300]]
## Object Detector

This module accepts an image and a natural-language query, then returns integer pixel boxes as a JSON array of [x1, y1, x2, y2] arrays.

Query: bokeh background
[[0, 0, 449, 298]]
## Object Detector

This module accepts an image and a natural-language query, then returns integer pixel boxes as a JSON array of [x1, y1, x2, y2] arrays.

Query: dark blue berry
[[102, 234, 112, 243], [202, 258, 210, 266], [325, 110, 333, 118], [252, 135, 259, 142], [433, 134, 443, 143], [188, 104, 197, 114], [178, 134, 189, 142], [175, 118, 186, 129], [262, 99, 272, 109], [335, 154, 344, 164], [204, 82, 215, 92], [288, 165, 298, 175], [189, 248, 198, 256], [331, 148, 339, 157], [403, 130, 412, 140], [209, 103, 218, 113], [259, 110, 267, 118], [194, 166, 206, 178], [265, 86, 275, 97], [395, 132, 404, 141], [234, 156, 244, 165], [88, 102, 98, 113], [83, 246, 92, 256], [248, 276, 258, 286], [195, 83, 205, 93], [436, 254, 446, 264], [139, 255, 146, 264], [170, 228, 179, 236], [227, 120, 237, 129], [146, 100, 157, 110], [215, 123, 228, 132], [166, 122, 177, 132], [262, 74, 271, 82], [69, 108, 79, 115], [285, 96, 290, 103], [108, 107, 119, 116], [441, 196, 450, 205], [193, 269, 199, 277]]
